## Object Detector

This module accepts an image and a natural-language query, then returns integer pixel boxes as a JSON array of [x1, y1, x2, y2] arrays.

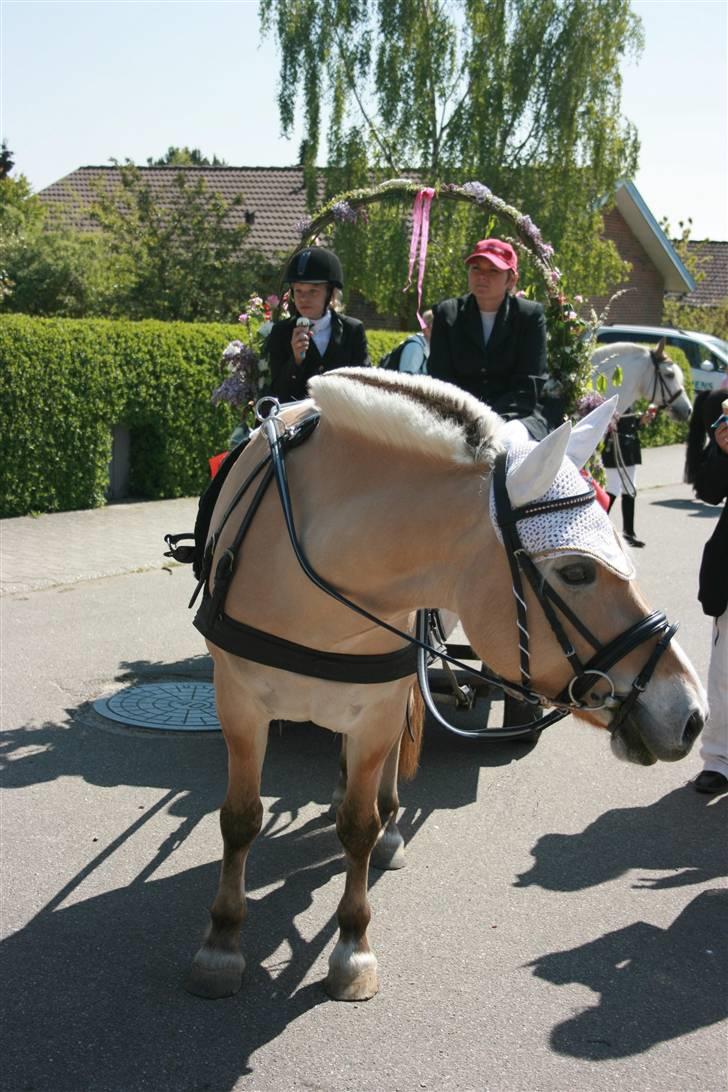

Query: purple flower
[[540, 243, 555, 259], [294, 216, 312, 237], [575, 391, 606, 419], [549, 268, 562, 283], [520, 214, 542, 242], [461, 181, 492, 203], [222, 340, 244, 358], [238, 312, 249, 324], [332, 200, 358, 224], [265, 294, 280, 308]]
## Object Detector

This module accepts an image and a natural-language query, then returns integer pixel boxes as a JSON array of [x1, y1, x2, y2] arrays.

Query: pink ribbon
[[404, 188, 436, 329]]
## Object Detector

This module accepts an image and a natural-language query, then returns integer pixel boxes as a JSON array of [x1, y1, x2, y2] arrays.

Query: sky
[[1, 0, 726, 240]]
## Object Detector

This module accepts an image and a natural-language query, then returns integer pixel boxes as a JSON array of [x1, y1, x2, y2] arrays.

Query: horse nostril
[[683, 710, 704, 749]]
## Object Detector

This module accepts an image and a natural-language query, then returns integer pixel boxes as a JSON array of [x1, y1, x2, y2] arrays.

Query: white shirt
[[310, 310, 333, 357], [480, 310, 498, 345]]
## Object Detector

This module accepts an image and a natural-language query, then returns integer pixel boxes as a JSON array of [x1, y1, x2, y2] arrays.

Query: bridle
[[648, 348, 685, 413], [255, 399, 679, 741]]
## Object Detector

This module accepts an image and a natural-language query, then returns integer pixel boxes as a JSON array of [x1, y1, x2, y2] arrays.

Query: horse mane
[[308, 367, 505, 467]]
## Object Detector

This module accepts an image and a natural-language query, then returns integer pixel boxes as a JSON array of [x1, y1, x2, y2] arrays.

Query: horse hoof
[[325, 945, 379, 1001], [371, 829, 406, 870], [185, 950, 245, 999]]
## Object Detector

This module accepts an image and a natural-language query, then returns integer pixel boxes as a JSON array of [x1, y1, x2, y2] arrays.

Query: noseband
[[649, 349, 684, 411]]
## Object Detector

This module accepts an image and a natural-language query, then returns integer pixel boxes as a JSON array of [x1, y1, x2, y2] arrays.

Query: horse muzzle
[[610, 701, 705, 766]]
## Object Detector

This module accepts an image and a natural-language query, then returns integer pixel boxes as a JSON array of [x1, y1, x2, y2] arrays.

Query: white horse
[[591, 339, 692, 420]]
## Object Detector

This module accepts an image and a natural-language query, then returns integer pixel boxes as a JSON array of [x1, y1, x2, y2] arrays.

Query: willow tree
[[260, 0, 643, 318]]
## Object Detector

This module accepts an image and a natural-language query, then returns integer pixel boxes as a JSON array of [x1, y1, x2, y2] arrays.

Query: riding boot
[[607, 492, 617, 513], [621, 494, 644, 547]]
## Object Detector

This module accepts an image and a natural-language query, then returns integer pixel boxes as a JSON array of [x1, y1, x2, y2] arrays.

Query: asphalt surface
[[1, 444, 726, 1092]]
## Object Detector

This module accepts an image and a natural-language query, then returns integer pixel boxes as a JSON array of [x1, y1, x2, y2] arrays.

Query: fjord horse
[[189, 369, 705, 1002]]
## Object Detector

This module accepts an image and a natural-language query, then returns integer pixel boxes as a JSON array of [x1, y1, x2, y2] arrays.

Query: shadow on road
[[530, 889, 728, 1059], [517, 786, 727, 1059], [651, 497, 721, 519], [514, 785, 727, 892], [0, 665, 537, 1091]]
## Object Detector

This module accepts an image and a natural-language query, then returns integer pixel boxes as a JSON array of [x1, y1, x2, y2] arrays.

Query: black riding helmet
[[285, 247, 344, 289]]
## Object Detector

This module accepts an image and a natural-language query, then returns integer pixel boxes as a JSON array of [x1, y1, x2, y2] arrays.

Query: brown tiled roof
[[38, 165, 324, 257], [680, 240, 728, 306]]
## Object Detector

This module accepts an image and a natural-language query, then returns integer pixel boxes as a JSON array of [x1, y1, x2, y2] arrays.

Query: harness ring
[[567, 669, 616, 711]]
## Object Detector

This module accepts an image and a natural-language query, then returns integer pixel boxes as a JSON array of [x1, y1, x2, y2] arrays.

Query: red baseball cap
[[465, 238, 518, 273]]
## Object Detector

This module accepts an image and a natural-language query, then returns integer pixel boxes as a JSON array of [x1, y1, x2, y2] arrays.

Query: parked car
[[595, 324, 728, 392]]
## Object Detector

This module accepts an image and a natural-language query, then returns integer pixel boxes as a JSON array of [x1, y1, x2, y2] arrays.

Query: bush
[[0, 315, 239, 517], [366, 327, 409, 364]]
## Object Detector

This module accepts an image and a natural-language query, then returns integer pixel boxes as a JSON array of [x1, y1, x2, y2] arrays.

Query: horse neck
[[304, 424, 498, 614], [597, 349, 651, 412]]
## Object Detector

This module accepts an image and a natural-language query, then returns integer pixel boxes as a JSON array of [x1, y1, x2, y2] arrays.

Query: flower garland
[[286, 178, 604, 420], [213, 180, 614, 437]]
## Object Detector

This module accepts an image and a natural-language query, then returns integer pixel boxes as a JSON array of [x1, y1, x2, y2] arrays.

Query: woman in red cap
[[429, 238, 551, 734], [428, 238, 550, 442]]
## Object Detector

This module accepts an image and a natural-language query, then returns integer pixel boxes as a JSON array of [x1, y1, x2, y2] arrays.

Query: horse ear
[[655, 337, 667, 360], [506, 421, 572, 509], [566, 395, 619, 469]]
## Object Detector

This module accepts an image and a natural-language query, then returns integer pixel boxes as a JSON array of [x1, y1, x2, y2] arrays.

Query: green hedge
[[0, 315, 239, 517], [367, 328, 408, 364], [1, 317, 689, 518]]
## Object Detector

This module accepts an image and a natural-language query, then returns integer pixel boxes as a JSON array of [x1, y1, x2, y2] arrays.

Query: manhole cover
[[94, 682, 220, 732]]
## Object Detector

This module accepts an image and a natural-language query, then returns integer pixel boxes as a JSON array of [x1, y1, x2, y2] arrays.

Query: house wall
[[592, 207, 666, 325]]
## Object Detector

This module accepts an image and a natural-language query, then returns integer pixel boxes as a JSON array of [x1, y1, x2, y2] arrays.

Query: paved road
[[1, 445, 726, 1092]]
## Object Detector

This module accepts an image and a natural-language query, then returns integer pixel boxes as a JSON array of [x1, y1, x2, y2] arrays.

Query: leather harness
[[166, 399, 678, 741]]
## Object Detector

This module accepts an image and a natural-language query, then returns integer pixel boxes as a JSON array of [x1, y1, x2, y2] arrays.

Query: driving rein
[[186, 400, 678, 741]]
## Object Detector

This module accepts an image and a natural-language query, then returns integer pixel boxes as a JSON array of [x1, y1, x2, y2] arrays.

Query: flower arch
[[284, 179, 597, 419]]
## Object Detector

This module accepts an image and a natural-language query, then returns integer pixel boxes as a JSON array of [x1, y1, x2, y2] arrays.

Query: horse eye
[[557, 561, 596, 586]]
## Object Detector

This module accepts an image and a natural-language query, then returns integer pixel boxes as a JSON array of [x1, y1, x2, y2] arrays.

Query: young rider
[[266, 247, 370, 403]]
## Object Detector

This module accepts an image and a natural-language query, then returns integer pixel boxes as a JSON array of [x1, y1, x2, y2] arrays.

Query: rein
[[252, 400, 678, 741]]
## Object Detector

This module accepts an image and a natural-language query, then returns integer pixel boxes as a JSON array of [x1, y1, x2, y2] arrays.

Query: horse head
[[591, 341, 692, 422], [459, 400, 706, 765], [649, 338, 692, 422]]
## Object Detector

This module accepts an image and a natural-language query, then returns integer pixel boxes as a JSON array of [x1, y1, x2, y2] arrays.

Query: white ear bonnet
[[489, 442, 635, 580]]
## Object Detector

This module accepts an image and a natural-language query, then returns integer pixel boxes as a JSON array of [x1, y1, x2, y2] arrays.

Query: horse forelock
[[308, 367, 505, 466]]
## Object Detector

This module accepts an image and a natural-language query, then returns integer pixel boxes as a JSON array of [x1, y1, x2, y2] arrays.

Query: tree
[[0, 140, 14, 179], [89, 162, 278, 321], [146, 146, 229, 167], [0, 161, 120, 316], [260, 0, 643, 316]]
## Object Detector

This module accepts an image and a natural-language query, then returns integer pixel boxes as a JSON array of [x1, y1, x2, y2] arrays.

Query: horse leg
[[325, 731, 395, 1001], [187, 674, 269, 999], [371, 737, 406, 870]]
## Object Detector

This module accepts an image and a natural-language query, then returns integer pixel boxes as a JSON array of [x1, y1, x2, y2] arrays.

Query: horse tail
[[398, 683, 424, 781], [684, 390, 710, 484]]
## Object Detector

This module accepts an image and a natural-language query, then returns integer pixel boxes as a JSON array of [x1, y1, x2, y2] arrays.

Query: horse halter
[[649, 348, 684, 411], [490, 452, 678, 734]]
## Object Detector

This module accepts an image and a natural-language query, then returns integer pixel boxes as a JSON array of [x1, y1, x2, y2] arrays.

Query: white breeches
[[700, 609, 728, 777], [604, 464, 637, 498]]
